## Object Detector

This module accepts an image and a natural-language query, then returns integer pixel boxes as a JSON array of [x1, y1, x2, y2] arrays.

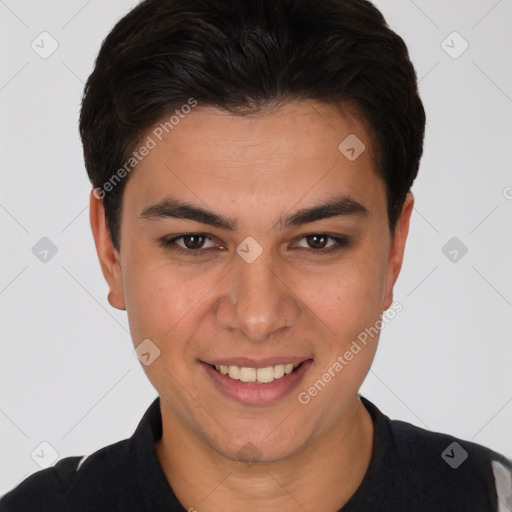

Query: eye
[[292, 234, 350, 254], [160, 233, 218, 255]]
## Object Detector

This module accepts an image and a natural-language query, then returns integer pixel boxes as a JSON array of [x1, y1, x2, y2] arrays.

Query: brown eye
[[181, 234, 207, 249], [305, 234, 328, 249], [160, 233, 217, 254], [293, 234, 351, 255]]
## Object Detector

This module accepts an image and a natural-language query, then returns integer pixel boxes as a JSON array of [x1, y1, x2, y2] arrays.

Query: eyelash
[[159, 233, 351, 257]]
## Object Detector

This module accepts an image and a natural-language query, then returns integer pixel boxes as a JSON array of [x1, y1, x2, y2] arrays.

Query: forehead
[[123, 100, 386, 221]]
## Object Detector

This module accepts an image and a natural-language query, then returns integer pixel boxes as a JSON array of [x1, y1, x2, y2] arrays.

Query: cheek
[[121, 255, 220, 352], [297, 254, 387, 337], [295, 258, 385, 414]]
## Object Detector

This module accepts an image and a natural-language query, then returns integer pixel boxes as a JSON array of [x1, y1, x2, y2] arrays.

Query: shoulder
[[0, 438, 139, 512], [0, 456, 82, 512], [389, 414, 509, 470], [389, 415, 512, 509], [359, 396, 512, 511]]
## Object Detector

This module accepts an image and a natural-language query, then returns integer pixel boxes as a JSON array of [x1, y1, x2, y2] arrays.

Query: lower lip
[[201, 360, 313, 405]]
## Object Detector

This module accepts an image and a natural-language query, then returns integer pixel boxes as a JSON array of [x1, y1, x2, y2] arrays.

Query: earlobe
[[382, 192, 414, 311], [89, 190, 127, 311]]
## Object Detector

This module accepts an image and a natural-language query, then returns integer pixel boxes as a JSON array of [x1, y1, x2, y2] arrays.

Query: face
[[91, 100, 413, 463]]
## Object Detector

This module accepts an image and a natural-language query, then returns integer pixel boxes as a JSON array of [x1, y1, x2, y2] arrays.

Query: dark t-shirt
[[1, 395, 511, 511]]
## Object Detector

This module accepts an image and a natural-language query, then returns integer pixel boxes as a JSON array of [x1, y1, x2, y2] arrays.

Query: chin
[[210, 427, 309, 466]]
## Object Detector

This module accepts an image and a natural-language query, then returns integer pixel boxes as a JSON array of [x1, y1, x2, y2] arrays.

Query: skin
[[90, 100, 414, 511]]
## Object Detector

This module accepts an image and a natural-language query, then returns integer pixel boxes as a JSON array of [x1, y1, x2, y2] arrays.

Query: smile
[[202, 358, 313, 405], [209, 362, 301, 384]]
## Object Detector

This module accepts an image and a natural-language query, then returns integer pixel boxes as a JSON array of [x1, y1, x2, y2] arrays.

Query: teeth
[[273, 364, 285, 379], [256, 367, 274, 383], [239, 367, 256, 382], [211, 362, 301, 383], [228, 366, 240, 379]]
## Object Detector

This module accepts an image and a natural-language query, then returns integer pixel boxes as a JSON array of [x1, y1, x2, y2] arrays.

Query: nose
[[214, 249, 301, 343]]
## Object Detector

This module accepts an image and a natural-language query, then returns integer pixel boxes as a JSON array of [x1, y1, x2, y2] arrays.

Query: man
[[1, 0, 511, 510]]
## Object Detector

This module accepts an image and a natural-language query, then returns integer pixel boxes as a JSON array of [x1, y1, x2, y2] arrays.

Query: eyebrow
[[139, 195, 369, 231]]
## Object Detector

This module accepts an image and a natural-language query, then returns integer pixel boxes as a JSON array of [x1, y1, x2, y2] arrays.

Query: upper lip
[[203, 357, 312, 367]]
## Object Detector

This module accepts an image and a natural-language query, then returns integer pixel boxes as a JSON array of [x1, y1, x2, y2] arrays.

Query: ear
[[89, 190, 126, 310], [382, 192, 414, 311]]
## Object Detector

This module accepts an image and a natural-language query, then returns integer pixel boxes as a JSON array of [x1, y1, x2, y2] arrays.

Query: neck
[[155, 396, 374, 512]]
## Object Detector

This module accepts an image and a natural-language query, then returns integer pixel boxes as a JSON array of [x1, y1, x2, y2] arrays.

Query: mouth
[[200, 358, 313, 405], [207, 361, 304, 384]]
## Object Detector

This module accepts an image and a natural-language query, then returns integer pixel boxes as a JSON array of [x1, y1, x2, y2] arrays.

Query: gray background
[[1, 0, 511, 496]]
